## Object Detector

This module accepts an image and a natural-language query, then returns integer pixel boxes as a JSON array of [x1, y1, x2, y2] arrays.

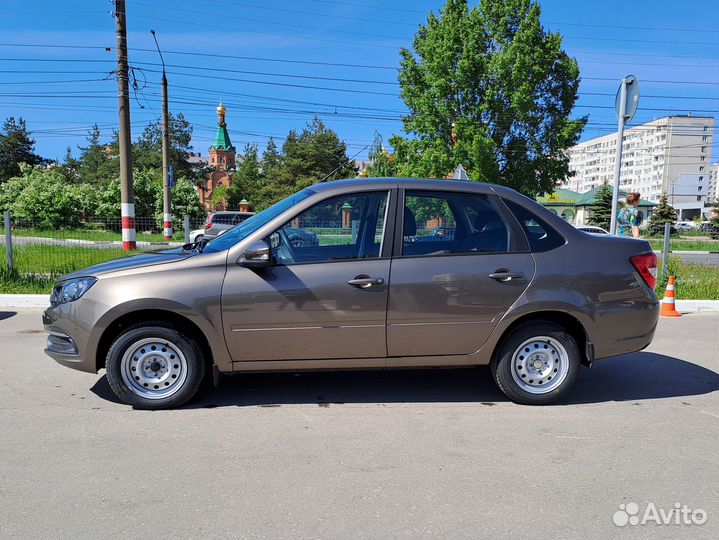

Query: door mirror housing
[[239, 240, 274, 268]]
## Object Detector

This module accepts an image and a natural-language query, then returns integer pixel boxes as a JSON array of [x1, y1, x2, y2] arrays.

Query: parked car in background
[[674, 221, 697, 232], [188, 229, 205, 243], [203, 211, 318, 247], [44, 178, 659, 409], [203, 211, 256, 239], [575, 225, 609, 235]]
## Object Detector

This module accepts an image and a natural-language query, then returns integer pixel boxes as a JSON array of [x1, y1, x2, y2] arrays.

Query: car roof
[[211, 211, 255, 216], [308, 177, 506, 195]]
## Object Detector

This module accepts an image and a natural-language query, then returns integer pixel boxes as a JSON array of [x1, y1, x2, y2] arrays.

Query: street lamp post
[[151, 29, 172, 241]]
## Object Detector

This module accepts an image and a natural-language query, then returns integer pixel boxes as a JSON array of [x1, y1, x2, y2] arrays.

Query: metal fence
[[1, 211, 205, 279]]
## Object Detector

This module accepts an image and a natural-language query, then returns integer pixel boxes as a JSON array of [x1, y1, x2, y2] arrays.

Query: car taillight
[[630, 253, 658, 290], [204, 216, 212, 231]]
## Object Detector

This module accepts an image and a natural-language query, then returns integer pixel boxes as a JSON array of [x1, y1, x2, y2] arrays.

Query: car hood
[[61, 248, 192, 280]]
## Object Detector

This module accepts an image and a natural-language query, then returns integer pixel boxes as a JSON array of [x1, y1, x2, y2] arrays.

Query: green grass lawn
[[656, 257, 719, 300], [648, 238, 719, 252], [0, 245, 133, 293]]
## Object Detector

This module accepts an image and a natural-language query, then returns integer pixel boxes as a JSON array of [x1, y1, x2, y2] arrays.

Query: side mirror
[[239, 240, 273, 268]]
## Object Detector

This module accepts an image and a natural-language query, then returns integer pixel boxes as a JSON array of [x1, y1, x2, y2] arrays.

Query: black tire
[[105, 321, 206, 410], [490, 321, 580, 405]]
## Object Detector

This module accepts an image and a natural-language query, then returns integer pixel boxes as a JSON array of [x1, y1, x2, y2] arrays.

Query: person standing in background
[[617, 192, 642, 238]]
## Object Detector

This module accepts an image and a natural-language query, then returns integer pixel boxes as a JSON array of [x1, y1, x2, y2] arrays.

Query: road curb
[[676, 300, 719, 312], [1, 294, 718, 311], [0, 294, 49, 308]]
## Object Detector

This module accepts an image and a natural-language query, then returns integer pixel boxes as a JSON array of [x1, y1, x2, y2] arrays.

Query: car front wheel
[[491, 322, 580, 405], [105, 322, 205, 409]]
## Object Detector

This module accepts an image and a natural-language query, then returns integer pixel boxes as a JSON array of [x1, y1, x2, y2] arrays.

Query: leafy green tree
[[647, 194, 678, 236], [0, 165, 90, 227], [255, 117, 354, 208], [261, 138, 282, 176], [227, 144, 263, 209], [155, 177, 205, 223], [364, 133, 395, 178], [209, 185, 229, 211], [285, 117, 355, 184], [707, 198, 719, 240], [95, 169, 161, 221], [0, 117, 44, 183], [389, 0, 585, 197], [133, 113, 194, 177], [74, 125, 116, 185], [587, 182, 613, 230]]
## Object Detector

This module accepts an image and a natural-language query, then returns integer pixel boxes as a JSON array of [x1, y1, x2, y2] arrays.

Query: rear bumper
[[592, 298, 659, 360]]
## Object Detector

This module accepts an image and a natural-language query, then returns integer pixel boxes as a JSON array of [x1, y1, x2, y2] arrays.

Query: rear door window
[[402, 191, 509, 256], [502, 199, 565, 252]]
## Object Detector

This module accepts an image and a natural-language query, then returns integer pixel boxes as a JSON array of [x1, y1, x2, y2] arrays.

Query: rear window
[[502, 199, 565, 252], [212, 214, 235, 225]]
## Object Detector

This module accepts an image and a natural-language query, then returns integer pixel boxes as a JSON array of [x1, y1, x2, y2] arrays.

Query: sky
[[0, 0, 717, 164]]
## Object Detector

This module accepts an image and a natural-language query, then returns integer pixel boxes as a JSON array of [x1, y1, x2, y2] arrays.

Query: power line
[[202, 0, 719, 35], [303, 0, 719, 35], [129, 10, 719, 49]]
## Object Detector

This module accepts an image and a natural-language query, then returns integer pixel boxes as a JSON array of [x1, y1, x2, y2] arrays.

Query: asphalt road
[[1, 310, 717, 540]]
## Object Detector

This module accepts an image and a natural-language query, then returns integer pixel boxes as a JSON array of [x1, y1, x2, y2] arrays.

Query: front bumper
[[43, 302, 98, 373]]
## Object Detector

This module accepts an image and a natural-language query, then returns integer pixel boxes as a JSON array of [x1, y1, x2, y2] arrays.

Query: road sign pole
[[609, 78, 628, 236]]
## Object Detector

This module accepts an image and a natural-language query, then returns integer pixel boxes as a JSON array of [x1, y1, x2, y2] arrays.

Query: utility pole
[[115, 0, 135, 250], [151, 30, 172, 240]]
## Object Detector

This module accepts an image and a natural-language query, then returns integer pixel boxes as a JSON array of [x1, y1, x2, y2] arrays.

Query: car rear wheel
[[105, 322, 205, 410], [491, 322, 579, 405]]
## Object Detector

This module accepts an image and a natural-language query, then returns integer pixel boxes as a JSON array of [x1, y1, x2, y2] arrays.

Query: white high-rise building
[[560, 116, 715, 220]]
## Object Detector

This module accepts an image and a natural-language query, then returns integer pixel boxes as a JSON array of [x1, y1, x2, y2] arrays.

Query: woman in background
[[618, 192, 642, 238]]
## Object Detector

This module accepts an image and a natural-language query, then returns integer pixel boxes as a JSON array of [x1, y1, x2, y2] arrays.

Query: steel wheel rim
[[120, 337, 188, 400], [510, 336, 569, 395]]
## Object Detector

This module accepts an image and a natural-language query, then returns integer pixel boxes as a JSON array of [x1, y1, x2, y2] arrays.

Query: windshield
[[201, 189, 314, 253]]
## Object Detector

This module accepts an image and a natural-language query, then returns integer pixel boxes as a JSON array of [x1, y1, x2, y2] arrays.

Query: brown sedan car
[[43, 179, 660, 409]]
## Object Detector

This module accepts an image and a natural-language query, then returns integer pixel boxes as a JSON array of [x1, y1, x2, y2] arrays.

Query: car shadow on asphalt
[[90, 351, 719, 409], [0, 311, 17, 321]]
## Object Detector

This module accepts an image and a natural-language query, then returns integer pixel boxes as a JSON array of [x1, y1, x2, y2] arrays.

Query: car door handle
[[347, 276, 385, 288], [488, 271, 523, 282]]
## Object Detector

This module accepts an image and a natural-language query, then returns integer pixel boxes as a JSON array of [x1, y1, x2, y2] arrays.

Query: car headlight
[[50, 277, 97, 306]]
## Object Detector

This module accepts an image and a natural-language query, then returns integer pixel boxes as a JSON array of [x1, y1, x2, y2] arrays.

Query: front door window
[[270, 192, 388, 265]]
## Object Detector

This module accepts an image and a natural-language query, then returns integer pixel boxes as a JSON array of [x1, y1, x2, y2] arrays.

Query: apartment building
[[560, 116, 715, 220]]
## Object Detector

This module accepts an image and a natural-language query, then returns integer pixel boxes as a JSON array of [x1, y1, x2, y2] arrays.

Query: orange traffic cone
[[659, 275, 681, 317]]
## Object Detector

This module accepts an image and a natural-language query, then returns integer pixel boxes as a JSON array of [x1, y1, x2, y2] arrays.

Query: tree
[[389, 0, 585, 197], [647, 194, 677, 236], [587, 182, 613, 230], [261, 138, 282, 175], [0, 165, 94, 227], [95, 169, 161, 220], [227, 144, 263, 209], [133, 112, 194, 177], [156, 177, 206, 223], [364, 133, 395, 178], [0, 117, 44, 183], [75, 125, 116, 185], [261, 117, 355, 206]]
